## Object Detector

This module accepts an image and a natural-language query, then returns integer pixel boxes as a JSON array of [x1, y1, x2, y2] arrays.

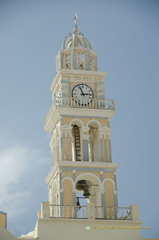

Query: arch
[[75, 173, 101, 191], [61, 124, 72, 130], [62, 177, 75, 189], [87, 119, 101, 128], [75, 173, 102, 207], [102, 178, 115, 192], [70, 119, 83, 162], [70, 118, 84, 127]]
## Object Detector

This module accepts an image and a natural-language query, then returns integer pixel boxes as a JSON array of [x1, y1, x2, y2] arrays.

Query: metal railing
[[49, 205, 132, 220], [45, 97, 115, 126]]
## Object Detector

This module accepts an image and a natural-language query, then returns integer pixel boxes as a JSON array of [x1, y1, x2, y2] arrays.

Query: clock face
[[72, 83, 94, 105]]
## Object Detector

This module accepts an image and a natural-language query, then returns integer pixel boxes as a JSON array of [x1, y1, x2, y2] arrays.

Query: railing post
[[87, 203, 95, 220], [130, 204, 139, 221], [41, 202, 50, 219]]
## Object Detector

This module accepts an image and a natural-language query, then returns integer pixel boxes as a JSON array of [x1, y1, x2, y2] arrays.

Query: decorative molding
[[86, 119, 101, 128], [81, 126, 90, 132], [102, 178, 115, 191], [99, 126, 111, 132], [82, 135, 90, 140], [61, 124, 72, 130], [62, 177, 75, 188], [75, 172, 101, 191], [69, 118, 84, 127]]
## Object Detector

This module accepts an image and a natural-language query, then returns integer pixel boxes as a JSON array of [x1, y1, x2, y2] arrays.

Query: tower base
[[18, 218, 142, 240]]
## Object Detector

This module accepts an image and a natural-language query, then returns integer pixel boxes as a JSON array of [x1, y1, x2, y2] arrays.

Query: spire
[[73, 13, 78, 34]]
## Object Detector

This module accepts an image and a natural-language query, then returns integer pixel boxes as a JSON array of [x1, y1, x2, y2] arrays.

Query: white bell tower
[[18, 15, 142, 240]]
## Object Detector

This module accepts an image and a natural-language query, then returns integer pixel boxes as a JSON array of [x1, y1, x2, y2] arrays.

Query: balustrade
[[45, 97, 115, 126], [48, 204, 132, 220]]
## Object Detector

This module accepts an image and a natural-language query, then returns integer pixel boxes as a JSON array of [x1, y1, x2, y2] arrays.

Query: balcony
[[45, 97, 115, 127], [40, 203, 139, 221]]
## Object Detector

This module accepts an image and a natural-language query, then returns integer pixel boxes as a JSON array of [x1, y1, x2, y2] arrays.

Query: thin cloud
[[0, 145, 48, 219]]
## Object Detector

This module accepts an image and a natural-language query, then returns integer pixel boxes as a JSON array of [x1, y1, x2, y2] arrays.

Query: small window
[[90, 55, 94, 71], [78, 53, 84, 70], [64, 53, 71, 69]]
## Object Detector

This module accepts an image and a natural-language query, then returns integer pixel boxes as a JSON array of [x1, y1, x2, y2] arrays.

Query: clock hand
[[83, 93, 92, 96], [79, 86, 84, 96]]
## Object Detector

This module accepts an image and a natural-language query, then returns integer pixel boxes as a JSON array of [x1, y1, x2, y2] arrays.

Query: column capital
[[82, 134, 90, 140]]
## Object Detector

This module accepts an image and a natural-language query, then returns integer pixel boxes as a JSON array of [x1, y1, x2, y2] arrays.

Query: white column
[[81, 126, 90, 161], [60, 126, 72, 161], [99, 127, 111, 162]]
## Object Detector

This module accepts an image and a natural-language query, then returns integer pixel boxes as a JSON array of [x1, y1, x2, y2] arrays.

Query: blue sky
[[0, 0, 159, 238]]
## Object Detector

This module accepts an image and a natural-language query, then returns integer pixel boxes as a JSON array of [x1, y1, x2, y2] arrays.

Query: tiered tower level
[[18, 16, 142, 240]]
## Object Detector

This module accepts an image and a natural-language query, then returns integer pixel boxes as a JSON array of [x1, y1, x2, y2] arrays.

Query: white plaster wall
[[30, 218, 142, 240]]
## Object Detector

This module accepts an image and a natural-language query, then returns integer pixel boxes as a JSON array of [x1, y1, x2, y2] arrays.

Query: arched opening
[[75, 180, 91, 218], [75, 174, 101, 213], [76, 173, 102, 218], [72, 125, 81, 161], [88, 121, 100, 162]]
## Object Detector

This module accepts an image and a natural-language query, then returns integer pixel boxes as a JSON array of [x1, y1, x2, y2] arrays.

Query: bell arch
[[75, 173, 102, 207], [87, 120, 100, 162], [69, 118, 84, 127], [70, 119, 84, 161]]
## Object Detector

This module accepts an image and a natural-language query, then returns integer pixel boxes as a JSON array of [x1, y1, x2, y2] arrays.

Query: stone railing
[[39, 203, 139, 221], [45, 97, 115, 126]]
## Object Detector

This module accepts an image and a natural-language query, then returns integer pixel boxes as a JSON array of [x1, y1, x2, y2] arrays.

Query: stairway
[[73, 126, 81, 161]]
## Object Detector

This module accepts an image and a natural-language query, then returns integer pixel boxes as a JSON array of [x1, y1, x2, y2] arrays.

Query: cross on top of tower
[[74, 13, 78, 32], [61, 14, 92, 50]]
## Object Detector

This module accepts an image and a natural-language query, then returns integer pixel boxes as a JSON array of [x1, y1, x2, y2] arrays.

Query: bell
[[83, 188, 90, 198]]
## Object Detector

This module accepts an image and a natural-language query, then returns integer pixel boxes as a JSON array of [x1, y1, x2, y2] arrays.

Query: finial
[[73, 13, 78, 33], [74, 13, 78, 29]]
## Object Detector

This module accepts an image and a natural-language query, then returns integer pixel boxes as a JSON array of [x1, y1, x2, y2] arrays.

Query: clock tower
[[44, 15, 117, 214], [18, 15, 142, 240]]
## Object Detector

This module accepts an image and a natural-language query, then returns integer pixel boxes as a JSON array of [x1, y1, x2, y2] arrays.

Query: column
[[99, 131, 104, 162], [85, 50, 90, 70], [100, 171, 105, 218], [72, 170, 77, 218], [82, 135, 89, 161], [81, 126, 90, 161], [108, 133, 112, 162], [114, 171, 118, 208], [72, 48, 77, 69], [61, 126, 72, 161], [99, 127, 111, 162]]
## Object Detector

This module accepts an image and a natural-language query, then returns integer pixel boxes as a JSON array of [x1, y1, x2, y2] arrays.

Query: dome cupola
[[56, 14, 97, 72]]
